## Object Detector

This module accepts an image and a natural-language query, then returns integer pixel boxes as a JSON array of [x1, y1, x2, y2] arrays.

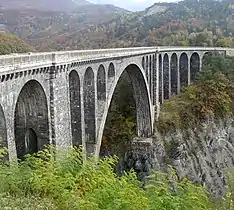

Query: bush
[[0, 146, 219, 210]]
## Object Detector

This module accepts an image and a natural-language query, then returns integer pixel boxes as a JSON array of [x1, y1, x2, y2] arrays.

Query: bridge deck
[[0, 47, 233, 73]]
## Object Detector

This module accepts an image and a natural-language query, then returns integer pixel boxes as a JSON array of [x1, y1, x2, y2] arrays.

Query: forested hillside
[[0, 32, 34, 55], [0, 0, 233, 51]]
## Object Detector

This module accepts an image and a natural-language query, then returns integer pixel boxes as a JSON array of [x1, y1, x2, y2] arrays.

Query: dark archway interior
[[179, 53, 189, 89], [69, 70, 82, 147], [171, 53, 178, 96], [14, 80, 49, 159], [163, 54, 169, 100], [0, 104, 7, 149], [100, 64, 152, 158], [159, 54, 163, 103], [97, 65, 106, 101], [153, 54, 156, 105], [190, 53, 200, 82], [108, 63, 115, 78], [100, 71, 136, 157], [84, 67, 96, 153]]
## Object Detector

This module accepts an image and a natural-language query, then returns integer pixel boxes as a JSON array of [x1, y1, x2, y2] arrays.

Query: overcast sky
[[88, 0, 176, 11]]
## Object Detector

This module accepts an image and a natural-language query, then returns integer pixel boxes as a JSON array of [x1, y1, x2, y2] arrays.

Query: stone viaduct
[[0, 47, 233, 160]]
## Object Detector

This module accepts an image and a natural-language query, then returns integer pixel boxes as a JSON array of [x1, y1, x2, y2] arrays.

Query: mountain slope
[[1, 0, 234, 51], [0, 0, 92, 11]]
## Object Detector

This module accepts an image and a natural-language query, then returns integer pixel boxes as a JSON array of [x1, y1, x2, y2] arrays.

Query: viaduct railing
[[0, 47, 233, 73]]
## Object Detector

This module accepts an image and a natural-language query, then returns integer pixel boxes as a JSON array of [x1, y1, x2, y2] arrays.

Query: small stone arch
[[190, 52, 200, 82], [14, 80, 49, 159], [163, 53, 169, 100], [149, 55, 152, 97], [146, 56, 149, 82], [159, 54, 163, 103], [84, 67, 96, 152], [108, 63, 115, 79], [153, 54, 156, 105], [170, 53, 178, 96], [0, 104, 7, 149], [96, 63, 152, 158], [179, 53, 189, 89], [97, 65, 106, 101], [142, 57, 145, 70], [69, 70, 82, 147], [202, 52, 212, 69]]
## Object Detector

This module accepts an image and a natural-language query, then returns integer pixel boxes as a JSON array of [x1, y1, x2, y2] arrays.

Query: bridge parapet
[[0, 47, 157, 73]]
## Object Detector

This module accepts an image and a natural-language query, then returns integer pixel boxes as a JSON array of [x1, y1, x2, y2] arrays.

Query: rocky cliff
[[124, 118, 234, 197]]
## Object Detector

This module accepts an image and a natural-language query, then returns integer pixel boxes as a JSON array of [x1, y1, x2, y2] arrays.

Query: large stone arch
[[190, 52, 200, 82], [0, 104, 7, 148], [159, 54, 163, 103], [97, 64, 106, 101], [95, 63, 152, 158], [171, 53, 178, 96], [14, 80, 49, 159], [69, 70, 82, 147], [84, 67, 96, 152], [163, 53, 169, 100], [179, 53, 189, 89]]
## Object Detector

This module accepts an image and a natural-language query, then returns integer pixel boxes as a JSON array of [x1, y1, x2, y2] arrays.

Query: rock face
[[124, 118, 234, 196]]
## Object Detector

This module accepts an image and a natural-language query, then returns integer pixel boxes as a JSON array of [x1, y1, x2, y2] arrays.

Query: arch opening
[[97, 65, 106, 101], [179, 53, 189, 89], [142, 57, 145, 70], [149, 55, 152, 98], [153, 54, 156, 105], [146, 56, 149, 82], [163, 54, 170, 100], [0, 104, 7, 149], [84, 67, 96, 153], [159, 54, 163, 103], [108, 63, 115, 79], [190, 53, 200, 82], [171, 53, 178, 96], [14, 80, 49, 159], [100, 64, 152, 158], [69, 70, 82, 147]]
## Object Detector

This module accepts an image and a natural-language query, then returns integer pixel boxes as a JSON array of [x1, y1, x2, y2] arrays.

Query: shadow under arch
[[190, 52, 200, 82], [69, 70, 82, 147], [95, 63, 153, 158], [0, 104, 7, 149], [14, 79, 49, 159]]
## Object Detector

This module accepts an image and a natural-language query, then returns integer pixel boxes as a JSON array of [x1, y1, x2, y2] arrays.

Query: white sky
[[88, 0, 175, 11]]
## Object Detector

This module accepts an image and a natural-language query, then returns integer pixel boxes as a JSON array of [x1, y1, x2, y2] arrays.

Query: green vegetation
[[0, 32, 34, 55], [156, 55, 234, 134], [101, 71, 136, 156], [0, 146, 233, 210]]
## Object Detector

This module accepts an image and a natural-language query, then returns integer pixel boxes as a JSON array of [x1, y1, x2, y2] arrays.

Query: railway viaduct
[[0, 47, 233, 160]]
